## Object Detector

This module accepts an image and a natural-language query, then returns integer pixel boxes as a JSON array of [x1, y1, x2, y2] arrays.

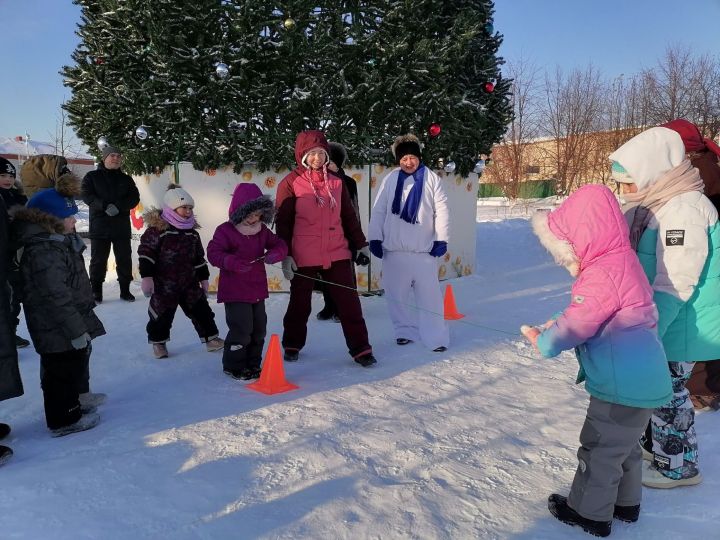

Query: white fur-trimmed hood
[[531, 210, 579, 276]]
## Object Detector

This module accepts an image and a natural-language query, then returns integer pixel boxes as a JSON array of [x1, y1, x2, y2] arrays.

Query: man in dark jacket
[[82, 146, 140, 303], [0, 196, 24, 464]]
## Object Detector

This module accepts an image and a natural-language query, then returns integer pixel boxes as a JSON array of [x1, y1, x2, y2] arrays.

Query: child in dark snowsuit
[[138, 185, 223, 358], [11, 186, 105, 437], [207, 184, 287, 380]]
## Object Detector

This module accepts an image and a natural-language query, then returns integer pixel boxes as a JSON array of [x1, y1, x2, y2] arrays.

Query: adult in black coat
[[82, 146, 140, 303], [0, 196, 24, 465]]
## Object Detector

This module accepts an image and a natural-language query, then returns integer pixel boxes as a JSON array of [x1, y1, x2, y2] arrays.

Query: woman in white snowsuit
[[368, 134, 450, 351]]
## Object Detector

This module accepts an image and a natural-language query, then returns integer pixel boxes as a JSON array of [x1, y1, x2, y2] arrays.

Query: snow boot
[[396, 338, 412, 345], [642, 464, 703, 489], [284, 349, 299, 362], [119, 282, 135, 302], [91, 281, 103, 304], [79, 392, 107, 413], [50, 412, 100, 438], [0, 445, 12, 467], [354, 352, 377, 367], [0, 423, 10, 440], [548, 494, 611, 537], [316, 306, 335, 321], [613, 504, 640, 523], [433, 346, 447, 352], [224, 366, 262, 381], [206, 337, 225, 352], [153, 343, 169, 359], [15, 334, 29, 348]]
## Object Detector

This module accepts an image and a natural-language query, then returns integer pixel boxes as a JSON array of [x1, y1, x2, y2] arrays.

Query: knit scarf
[[161, 205, 196, 230], [235, 221, 261, 235], [392, 165, 426, 224], [302, 166, 337, 209], [622, 159, 704, 250]]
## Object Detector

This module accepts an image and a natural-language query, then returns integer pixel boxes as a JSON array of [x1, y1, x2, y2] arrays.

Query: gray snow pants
[[567, 397, 653, 521]]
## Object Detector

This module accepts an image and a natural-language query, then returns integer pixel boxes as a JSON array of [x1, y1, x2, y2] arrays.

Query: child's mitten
[[141, 277, 154, 297]]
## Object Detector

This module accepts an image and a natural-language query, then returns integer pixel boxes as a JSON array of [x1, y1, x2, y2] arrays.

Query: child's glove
[[200, 280, 209, 293], [429, 241, 448, 257], [369, 240, 383, 259], [281, 256, 297, 280], [105, 203, 120, 217], [71, 333, 90, 350], [355, 246, 371, 266], [520, 324, 541, 351], [141, 277, 154, 297]]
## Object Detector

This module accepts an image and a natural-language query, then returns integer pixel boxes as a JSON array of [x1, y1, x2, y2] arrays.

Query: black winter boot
[[548, 494, 611, 537], [316, 306, 335, 321], [91, 281, 103, 304], [613, 504, 640, 523], [0, 445, 12, 467], [119, 282, 135, 302], [0, 423, 10, 440]]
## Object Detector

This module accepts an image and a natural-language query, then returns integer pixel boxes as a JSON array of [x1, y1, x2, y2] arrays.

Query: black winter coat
[[82, 166, 140, 239], [11, 207, 105, 354], [0, 198, 23, 401], [0, 186, 27, 211]]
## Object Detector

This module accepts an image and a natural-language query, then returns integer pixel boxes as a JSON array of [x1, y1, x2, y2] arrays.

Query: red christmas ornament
[[95, 56, 105, 65], [428, 123, 441, 138], [484, 81, 495, 93]]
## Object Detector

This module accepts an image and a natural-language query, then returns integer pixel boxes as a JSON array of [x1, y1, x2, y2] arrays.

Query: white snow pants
[[381, 251, 449, 350]]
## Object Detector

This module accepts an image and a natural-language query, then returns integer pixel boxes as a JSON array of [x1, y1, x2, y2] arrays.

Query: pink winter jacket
[[535, 184, 671, 408], [275, 130, 367, 269]]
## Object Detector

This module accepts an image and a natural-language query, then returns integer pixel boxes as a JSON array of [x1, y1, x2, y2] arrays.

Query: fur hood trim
[[142, 207, 200, 231], [9, 206, 66, 234], [55, 173, 81, 198], [531, 210, 579, 277], [230, 194, 274, 225]]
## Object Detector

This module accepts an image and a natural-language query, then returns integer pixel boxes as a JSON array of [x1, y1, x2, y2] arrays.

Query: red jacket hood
[[294, 130, 330, 169]]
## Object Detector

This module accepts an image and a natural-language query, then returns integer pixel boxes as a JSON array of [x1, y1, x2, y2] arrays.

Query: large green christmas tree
[[63, 0, 511, 176]]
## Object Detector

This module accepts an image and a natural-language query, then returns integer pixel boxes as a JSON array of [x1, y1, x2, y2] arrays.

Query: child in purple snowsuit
[[207, 184, 287, 380], [138, 185, 223, 359]]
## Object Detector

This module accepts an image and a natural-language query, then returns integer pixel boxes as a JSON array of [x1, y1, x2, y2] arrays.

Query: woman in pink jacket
[[275, 130, 375, 367], [522, 184, 671, 537]]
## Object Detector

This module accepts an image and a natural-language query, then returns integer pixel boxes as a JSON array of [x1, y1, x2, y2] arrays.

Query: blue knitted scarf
[[391, 165, 425, 224]]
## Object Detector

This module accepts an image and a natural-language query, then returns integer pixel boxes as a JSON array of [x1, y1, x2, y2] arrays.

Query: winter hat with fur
[[0, 157, 16, 178], [228, 183, 274, 225], [391, 134, 422, 164], [163, 184, 194, 209], [26, 188, 78, 219]]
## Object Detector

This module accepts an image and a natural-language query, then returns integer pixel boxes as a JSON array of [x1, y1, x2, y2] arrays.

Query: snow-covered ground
[[1, 203, 717, 539]]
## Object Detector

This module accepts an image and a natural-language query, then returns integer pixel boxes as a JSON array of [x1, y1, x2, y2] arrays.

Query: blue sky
[[1, 0, 719, 146]]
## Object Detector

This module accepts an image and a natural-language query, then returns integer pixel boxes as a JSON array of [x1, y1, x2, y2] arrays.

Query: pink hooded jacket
[[533, 184, 671, 408]]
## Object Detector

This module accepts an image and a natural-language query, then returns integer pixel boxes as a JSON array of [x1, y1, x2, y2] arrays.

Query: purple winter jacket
[[207, 184, 287, 304]]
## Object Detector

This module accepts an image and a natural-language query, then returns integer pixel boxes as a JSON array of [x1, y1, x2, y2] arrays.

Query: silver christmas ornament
[[444, 161, 456, 174], [473, 160, 486, 174], [135, 126, 149, 140], [215, 62, 229, 79], [97, 136, 109, 150]]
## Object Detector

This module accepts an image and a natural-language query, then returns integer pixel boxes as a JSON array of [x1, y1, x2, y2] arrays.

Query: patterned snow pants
[[642, 361, 699, 480]]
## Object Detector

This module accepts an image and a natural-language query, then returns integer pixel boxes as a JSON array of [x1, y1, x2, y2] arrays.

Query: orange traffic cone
[[247, 334, 300, 395], [443, 284, 465, 320]]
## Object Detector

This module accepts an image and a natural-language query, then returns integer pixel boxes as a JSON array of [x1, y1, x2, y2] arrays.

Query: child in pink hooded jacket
[[207, 184, 287, 380], [521, 184, 671, 537]]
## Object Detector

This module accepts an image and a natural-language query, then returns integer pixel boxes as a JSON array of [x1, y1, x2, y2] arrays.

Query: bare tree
[[48, 99, 84, 157], [482, 57, 541, 199], [540, 65, 605, 194]]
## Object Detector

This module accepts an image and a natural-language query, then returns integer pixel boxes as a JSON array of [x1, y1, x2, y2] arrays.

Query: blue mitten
[[369, 240, 384, 259], [429, 241, 447, 257]]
